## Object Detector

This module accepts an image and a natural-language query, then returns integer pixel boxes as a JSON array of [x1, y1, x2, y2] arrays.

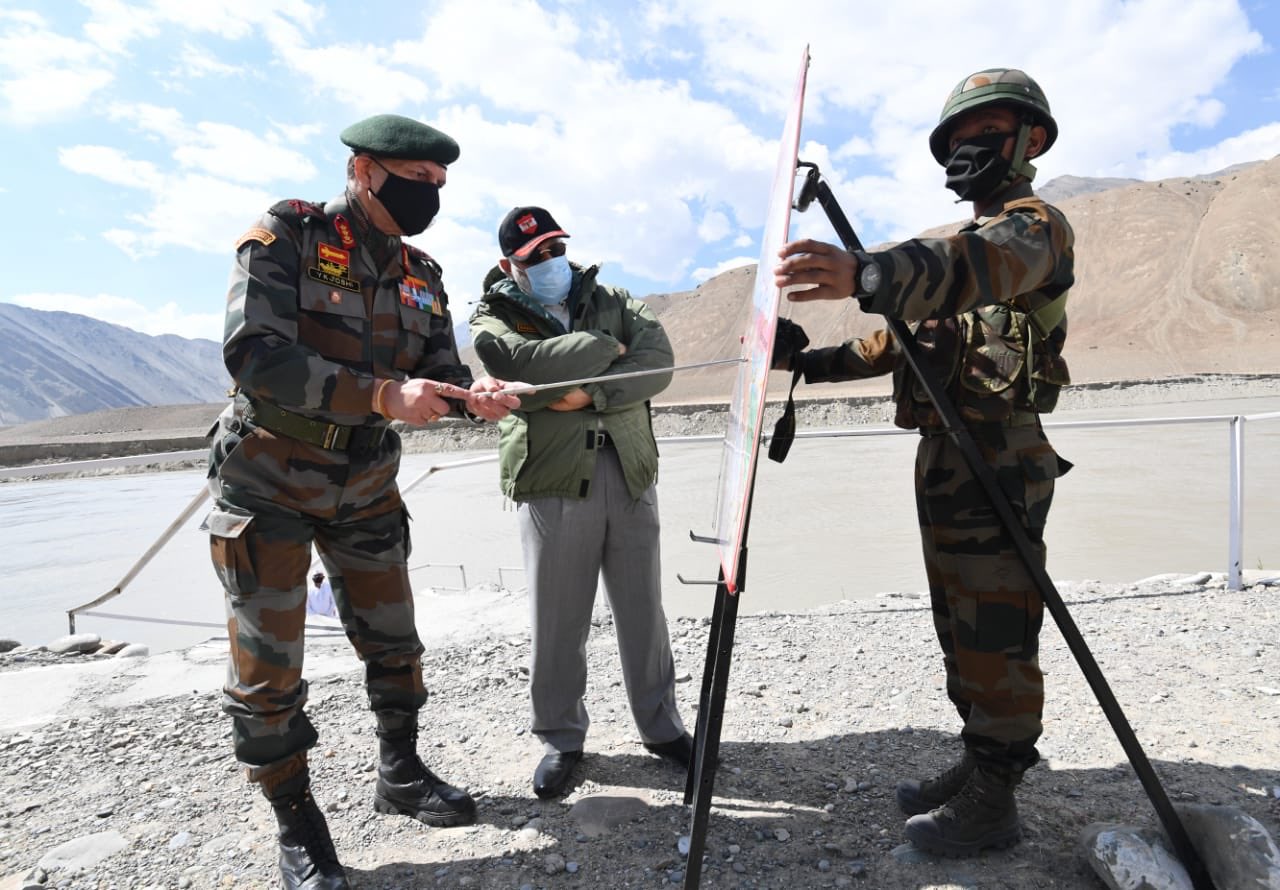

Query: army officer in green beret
[[204, 113, 521, 889]]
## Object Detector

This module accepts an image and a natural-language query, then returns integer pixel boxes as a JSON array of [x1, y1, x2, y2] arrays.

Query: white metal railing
[[7, 407, 1274, 635], [658, 410, 1280, 591]]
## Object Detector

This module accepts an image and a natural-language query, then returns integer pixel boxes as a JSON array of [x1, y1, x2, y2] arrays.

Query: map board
[[711, 46, 809, 593]]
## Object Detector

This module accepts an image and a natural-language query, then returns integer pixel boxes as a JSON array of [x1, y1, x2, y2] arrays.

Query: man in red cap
[[470, 206, 693, 799]]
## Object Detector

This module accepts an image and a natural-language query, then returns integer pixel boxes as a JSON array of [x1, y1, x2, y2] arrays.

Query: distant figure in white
[[307, 572, 338, 619]]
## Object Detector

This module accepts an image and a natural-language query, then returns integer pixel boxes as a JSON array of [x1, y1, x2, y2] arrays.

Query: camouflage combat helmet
[[928, 68, 1058, 169]]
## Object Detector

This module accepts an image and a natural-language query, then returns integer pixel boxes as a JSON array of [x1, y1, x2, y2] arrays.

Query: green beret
[[339, 114, 460, 164]]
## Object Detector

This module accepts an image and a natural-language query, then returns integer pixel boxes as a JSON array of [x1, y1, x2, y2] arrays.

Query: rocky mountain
[[0, 304, 229, 426]]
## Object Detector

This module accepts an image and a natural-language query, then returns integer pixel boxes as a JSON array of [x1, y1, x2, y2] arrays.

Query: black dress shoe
[[533, 750, 583, 799], [644, 732, 694, 769]]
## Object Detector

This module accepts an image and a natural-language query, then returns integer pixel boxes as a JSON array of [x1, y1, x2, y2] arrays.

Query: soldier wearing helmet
[[772, 68, 1074, 857]]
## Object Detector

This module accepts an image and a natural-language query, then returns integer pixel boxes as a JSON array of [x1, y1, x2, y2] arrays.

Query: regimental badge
[[317, 243, 350, 277], [307, 242, 361, 293], [334, 215, 356, 249], [517, 213, 537, 234], [234, 226, 276, 251], [399, 276, 441, 314]]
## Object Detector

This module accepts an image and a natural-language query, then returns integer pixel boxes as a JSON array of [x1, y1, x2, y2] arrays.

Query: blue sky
[[1, 0, 1277, 344]]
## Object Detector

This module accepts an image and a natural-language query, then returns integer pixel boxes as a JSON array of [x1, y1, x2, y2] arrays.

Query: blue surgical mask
[[522, 254, 573, 305]]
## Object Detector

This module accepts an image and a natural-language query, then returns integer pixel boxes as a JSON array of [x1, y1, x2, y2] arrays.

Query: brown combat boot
[[903, 764, 1022, 857], [896, 749, 977, 816], [372, 717, 476, 827], [263, 768, 350, 890]]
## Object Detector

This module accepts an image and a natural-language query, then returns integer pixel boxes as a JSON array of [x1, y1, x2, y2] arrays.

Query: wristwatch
[[851, 250, 883, 299]]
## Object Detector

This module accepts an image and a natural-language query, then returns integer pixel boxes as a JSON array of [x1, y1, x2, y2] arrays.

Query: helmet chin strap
[[1007, 119, 1037, 184]]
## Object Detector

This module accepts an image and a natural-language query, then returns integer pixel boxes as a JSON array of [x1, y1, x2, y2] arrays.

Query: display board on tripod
[[711, 46, 810, 593]]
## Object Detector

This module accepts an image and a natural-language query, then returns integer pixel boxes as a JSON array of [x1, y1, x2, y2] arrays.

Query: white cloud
[[83, 0, 319, 47], [174, 43, 242, 79], [1139, 123, 1280, 181], [271, 38, 430, 110], [655, 0, 1266, 238], [6, 292, 223, 341], [0, 12, 114, 124], [698, 209, 731, 242], [59, 142, 275, 258], [107, 104, 317, 185], [112, 172, 276, 258], [692, 255, 755, 282], [59, 145, 165, 190], [58, 104, 320, 257]]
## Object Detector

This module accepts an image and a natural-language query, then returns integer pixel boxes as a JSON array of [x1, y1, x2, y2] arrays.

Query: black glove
[[771, 317, 810, 372]]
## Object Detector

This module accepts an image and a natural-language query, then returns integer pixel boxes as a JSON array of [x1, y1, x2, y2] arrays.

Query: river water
[[2, 395, 1277, 653]]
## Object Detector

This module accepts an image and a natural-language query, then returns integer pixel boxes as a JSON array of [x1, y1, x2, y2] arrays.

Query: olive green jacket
[[469, 264, 673, 501]]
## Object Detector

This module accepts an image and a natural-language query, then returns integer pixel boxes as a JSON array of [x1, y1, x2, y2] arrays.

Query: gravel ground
[[2, 573, 1278, 889]]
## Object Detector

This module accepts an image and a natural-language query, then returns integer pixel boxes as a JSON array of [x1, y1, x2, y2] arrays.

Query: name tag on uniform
[[308, 242, 360, 292], [400, 276, 442, 315]]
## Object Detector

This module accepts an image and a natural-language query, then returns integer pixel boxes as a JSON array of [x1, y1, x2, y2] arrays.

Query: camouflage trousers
[[914, 422, 1070, 772], [204, 414, 425, 782]]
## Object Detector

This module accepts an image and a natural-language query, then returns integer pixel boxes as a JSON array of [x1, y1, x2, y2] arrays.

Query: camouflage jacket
[[801, 182, 1073, 429], [469, 265, 673, 501], [223, 193, 473, 429]]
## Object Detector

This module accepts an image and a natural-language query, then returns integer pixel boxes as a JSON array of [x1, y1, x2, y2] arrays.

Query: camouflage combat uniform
[[204, 193, 472, 781], [799, 180, 1073, 771]]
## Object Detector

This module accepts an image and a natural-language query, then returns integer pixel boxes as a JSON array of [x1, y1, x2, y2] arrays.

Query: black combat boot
[[372, 718, 476, 827], [896, 749, 976, 816], [264, 770, 350, 889], [903, 764, 1022, 857]]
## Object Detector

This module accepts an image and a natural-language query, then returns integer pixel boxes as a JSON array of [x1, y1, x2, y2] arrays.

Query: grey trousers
[[517, 448, 685, 754]]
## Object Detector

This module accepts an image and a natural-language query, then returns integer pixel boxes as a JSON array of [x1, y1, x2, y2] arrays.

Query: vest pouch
[[901, 319, 962, 428], [957, 305, 1026, 423]]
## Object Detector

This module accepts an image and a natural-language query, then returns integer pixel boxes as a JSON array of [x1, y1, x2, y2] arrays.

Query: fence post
[[1228, 416, 1245, 591]]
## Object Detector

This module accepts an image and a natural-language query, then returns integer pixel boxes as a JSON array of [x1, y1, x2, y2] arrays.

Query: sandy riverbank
[[1, 572, 1278, 888]]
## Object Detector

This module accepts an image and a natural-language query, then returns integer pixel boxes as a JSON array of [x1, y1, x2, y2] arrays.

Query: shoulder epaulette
[[405, 243, 443, 277], [267, 199, 329, 229]]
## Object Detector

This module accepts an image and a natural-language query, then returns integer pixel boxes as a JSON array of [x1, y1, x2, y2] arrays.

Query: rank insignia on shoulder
[[334, 215, 356, 249], [234, 227, 276, 250]]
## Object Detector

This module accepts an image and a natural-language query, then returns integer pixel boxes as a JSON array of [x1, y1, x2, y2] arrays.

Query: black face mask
[[943, 132, 1014, 202], [371, 160, 440, 235]]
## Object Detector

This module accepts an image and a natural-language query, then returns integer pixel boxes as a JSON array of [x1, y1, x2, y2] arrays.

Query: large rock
[[46, 634, 100, 655], [1176, 803, 1280, 890], [37, 830, 129, 871], [0, 640, 19, 653], [1082, 823, 1193, 889], [1083, 806, 1280, 890], [114, 644, 149, 659]]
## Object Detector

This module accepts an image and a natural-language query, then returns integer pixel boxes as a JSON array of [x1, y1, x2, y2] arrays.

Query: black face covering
[[371, 160, 440, 235], [943, 132, 1014, 202]]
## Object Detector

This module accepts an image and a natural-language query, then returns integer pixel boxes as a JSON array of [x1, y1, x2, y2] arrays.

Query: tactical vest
[[893, 296, 1070, 430]]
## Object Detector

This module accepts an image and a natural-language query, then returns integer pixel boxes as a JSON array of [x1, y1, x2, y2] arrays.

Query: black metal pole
[[810, 177, 1214, 890], [682, 499, 752, 889]]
